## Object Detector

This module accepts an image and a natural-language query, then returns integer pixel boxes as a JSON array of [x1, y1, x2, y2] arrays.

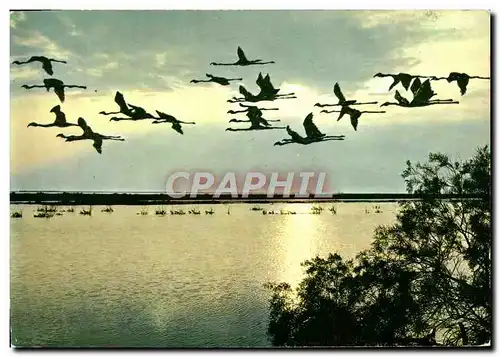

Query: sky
[[9, 10, 490, 193]]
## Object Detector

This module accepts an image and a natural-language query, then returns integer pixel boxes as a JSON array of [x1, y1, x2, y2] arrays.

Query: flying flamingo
[[190, 73, 243, 86], [321, 106, 386, 131], [56, 117, 124, 154], [431, 72, 490, 95], [314, 83, 378, 108], [373, 72, 436, 91], [380, 79, 459, 108], [21, 78, 86, 103], [210, 47, 274, 66], [27, 105, 78, 128], [228, 106, 280, 127], [227, 103, 279, 114], [274, 113, 345, 146], [150, 110, 196, 135], [12, 56, 67, 76]]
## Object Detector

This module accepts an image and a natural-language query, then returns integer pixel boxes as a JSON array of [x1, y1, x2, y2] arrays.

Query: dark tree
[[266, 146, 491, 347]]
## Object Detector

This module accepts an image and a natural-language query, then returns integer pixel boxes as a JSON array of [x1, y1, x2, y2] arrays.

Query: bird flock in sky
[[13, 46, 490, 154]]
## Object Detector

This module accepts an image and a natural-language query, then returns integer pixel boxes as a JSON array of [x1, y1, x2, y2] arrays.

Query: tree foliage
[[266, 146, 491, 346]]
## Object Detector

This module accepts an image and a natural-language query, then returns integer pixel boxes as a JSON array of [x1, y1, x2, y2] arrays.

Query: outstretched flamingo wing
[[237, 47, 249, 62], [303, 113, 324, 138], [410, 77, 422, 96], [41, 60, 54, 76], [456, 76, 469, 95], [412, 80, 436, 104], [349, 109, 361, 131], [400, 73, 413, 91], [333, 83, 346, 103], [286, 125, 304, 142], [171, 122, 184, 135], [114, 91, 130, 112], [394, 90, 410, 106], [92, 137, 103, 154], [156, 110, 177, 122], [54, 86, 65, 102]]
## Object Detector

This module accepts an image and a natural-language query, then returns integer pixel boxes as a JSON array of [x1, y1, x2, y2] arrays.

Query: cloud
[[355, 10, 489, 33], [9, 10, 490, 192], [85, 62, 119, 78], [12, 30, 72, 59], [10, 11, 26, 28], [57, 14, 83, 36], [10, 83, 238, 173], [10, 66, 42, 81]]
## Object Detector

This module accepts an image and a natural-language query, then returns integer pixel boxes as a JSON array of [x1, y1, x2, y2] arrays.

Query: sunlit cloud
[[12, 30, 73, 59], [9, 10, 490, 191], [10, 66, 42, 81]]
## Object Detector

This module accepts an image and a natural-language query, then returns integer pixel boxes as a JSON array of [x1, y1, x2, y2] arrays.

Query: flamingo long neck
[[111, 117, 131, 121], [428, 101, 460, 104], [32, 123, 54, 127], [23, 85, 44, 89], [64, 85, 87, 89], [251, 61, 273, 65]]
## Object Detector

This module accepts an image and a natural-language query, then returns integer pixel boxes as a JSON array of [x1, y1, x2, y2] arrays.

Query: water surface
[[10, 202, 398, 347]]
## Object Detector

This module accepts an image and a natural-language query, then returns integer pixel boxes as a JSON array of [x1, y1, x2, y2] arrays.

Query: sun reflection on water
[[276, 204, 322, 287]]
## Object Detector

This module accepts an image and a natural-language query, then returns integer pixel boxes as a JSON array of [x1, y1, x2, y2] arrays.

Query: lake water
[[10, 202, 398, 347]]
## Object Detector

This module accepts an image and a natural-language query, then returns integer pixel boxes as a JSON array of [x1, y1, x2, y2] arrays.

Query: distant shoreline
[[10, 192, 487, 205]]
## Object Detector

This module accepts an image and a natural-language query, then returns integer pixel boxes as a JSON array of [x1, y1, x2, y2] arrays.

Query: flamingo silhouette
[[226, 106, 285, 132], [101, 92, 155, 120], [314, 83, 377, 108], [27, 105, 78, 128], [228, 74, 295, 103], [210, 47, 274, 66], [274, 113, 345, 146], [321, 106, 386, 131], [373, 72, 436, 91], [190, 73, 243, 86], [12, 56, 66, 76], [227, 103, 279, 114], [21, 78, 86, 102], [228, 105, 280, 127], [150, 110, 196, 135], [380, 78, 459, 107], [56, 117, 124, 154], [431, 72, 490, 95]]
